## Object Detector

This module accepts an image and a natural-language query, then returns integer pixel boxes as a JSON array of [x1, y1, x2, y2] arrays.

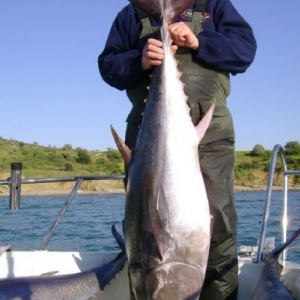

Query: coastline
[[0, 187, 126, 197], [1, 185, 300, 197], [1, 170, 300, 197], [234, 185, 300, 192], [0, 176, 126, 197]]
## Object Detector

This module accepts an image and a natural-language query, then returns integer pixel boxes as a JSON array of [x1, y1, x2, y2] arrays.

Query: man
[[98, 0, 256, 299]]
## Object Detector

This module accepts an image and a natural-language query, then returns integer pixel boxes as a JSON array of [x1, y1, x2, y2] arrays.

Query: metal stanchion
[[9, 162, 23, 210]]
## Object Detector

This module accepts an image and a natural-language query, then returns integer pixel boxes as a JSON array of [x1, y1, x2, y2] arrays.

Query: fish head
[[262, 251, 280, 271], [130, 262, 204, 299], [129, 0, 161, 20]]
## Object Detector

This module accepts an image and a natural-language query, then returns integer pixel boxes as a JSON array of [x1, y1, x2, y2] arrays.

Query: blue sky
[[1, 1, 299, 151]]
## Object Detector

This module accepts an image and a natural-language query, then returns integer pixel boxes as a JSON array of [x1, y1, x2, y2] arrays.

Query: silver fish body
[[0, 225, 126, 300], [112, 1, 214, 298], [251, 227, 300, 300]]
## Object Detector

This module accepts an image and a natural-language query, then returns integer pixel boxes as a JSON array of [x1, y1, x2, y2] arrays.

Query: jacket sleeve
[[196, 0, 257, 75], [98, 5, 145, 90]]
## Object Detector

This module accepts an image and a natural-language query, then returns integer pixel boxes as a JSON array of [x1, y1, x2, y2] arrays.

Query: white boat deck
[[0, 251, 300, 300]]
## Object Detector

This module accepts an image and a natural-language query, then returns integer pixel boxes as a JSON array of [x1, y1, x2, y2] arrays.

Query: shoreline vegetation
[[1, 187, 300, 197], [1, 137, 300, 197], [1, 179, 300, 197], [0, 175, 126, 197]]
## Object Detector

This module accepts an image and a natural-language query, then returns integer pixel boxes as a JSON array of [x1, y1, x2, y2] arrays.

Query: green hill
[[1, 136, 300, 193]]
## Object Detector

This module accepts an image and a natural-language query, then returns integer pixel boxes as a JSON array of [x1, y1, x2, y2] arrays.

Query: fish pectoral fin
[[210, 215, 214, 237], [149, 213, 166, 259], [110, 125, 131, 166], [155, 235, 165, 260], [142, 229, 165, 260], [195, 102, 215, 144], [150, 230, 167, 260], [149, 191, 173, 260], [152, 229, 174, 261]]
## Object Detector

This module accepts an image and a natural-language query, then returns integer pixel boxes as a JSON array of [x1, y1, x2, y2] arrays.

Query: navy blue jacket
[[98, 0, 257, 91]]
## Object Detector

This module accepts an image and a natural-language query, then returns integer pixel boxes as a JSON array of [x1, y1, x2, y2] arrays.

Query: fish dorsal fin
[[195, 102, 215, 145], [110, 125, 131, 166]]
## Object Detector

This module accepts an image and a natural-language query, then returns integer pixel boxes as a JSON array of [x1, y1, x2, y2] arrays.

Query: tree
[[62, 144, 73, 151], [249, 144, 265, 156], [284, 141, 300, 155], [64, 162, 74, 171], [106, 149, 122, 163], [239, 157, 253, 169], [76, 148, 91, 164]]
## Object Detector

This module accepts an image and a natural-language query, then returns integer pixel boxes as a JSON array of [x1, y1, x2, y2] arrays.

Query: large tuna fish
[[110, 0, 215, 298], [251, 227, 300, 300], [0, 225, 126, 300]]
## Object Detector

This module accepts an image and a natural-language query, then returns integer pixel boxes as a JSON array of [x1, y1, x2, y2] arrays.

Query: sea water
[[0, 191, 299, 263]]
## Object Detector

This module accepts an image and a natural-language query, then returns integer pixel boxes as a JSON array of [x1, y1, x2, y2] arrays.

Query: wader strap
[[134, 7, 154, 38], [194, 0, 207, 12], [191, 10, 203, 30], [134, 0, 207, 18], [135, 7, 148, 19]]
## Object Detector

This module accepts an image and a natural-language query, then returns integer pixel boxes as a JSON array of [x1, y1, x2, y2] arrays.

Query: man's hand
[[169, 22, 199, 50], [141, 38, 178, 70], [141, 38, 164, 70]]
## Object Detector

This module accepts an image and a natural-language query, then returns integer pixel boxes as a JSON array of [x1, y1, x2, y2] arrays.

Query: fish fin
[[149, 192, 164, 259], [110, 125, 131, 166], [111, 224, 125, 252], [195, 102, 215, 144], [210, 215, 214, 237], [155, 232, 165, 260], [142, 229, 164, 260], [272, 226, 300, 258], [149, 189, 173, 260]]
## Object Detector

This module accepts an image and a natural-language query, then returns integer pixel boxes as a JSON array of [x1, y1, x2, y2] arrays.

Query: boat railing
[[254, 144, 300, 263], [0, 163, 125, 250], [1, 145, 300, 257]]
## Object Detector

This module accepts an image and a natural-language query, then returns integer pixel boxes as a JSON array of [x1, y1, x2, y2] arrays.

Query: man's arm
[[169, 0, 256, 75], [196, 0, 257, 74], [98, 5, 146, 90]]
